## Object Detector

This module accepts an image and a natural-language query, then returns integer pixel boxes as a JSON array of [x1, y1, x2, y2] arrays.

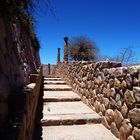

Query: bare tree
[[69, 36, 99, 61], [115, 46, 138, 65]]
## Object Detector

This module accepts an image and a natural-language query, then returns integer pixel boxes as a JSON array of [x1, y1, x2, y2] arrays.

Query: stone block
[[128, 66, 140, 76], [121, 103, 128, 118], [114, 78, 121, 90], [110, 122, 120, 138], [105, 109, 115, 125], [114, 109, 124, 129], [124, 90, 136, 106], [133, 87, 140, 102], [132, 127, 140, 140], [127, 136, 135, 140], [102, 116, 110, 129], [128, 108, 140, 126], [120, 119, 133, 140]]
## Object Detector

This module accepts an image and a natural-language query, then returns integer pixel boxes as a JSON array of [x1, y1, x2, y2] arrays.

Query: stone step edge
[[44, 79, 62, 81], [44, 76, 60, 78], [41, 113, 102, 126], [43, 97, 81, 102], [43, 88, 72, 91], [44, 83, 67, 85]]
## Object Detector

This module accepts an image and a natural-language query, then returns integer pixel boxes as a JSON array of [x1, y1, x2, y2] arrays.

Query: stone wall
[[0, 3, 41, 138], [54, 61, 140, 140], [18, 68, 43, 140]]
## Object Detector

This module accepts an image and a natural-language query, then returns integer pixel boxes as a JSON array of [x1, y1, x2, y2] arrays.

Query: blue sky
[[34, 0, 140, 64]]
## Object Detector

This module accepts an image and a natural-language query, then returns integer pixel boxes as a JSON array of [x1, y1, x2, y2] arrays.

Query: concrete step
[[42, 124, 119, 140], [43, 101, 94, 115], [43, 91, 81, 102], [44, 80, 67, 85], [44, 84, 72, 91], [44, 77, 62, 81], [42, 101, 102, 125], [41, 113, 102, 126]]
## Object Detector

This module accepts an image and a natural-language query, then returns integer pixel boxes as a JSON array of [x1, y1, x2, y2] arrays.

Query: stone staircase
[[42, 77, 118, 140]]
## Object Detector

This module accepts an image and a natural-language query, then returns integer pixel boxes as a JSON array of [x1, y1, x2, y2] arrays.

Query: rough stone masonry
[[53, 61, 140, 140], [0, 1, 41, 139]]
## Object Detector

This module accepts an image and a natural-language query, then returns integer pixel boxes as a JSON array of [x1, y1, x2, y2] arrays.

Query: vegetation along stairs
[[41, 76, 119, 140]]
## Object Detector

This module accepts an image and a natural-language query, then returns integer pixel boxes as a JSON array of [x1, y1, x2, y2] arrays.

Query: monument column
[[57, 48, 61, 64], [63, 37, 68, 62], [48, 63, 50, 75]]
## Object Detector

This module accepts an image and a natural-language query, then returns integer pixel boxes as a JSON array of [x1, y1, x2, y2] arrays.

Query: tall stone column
[[48, 63, 50, 75], [63, 37, 68, 62], [57, 48, 61, 65]]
